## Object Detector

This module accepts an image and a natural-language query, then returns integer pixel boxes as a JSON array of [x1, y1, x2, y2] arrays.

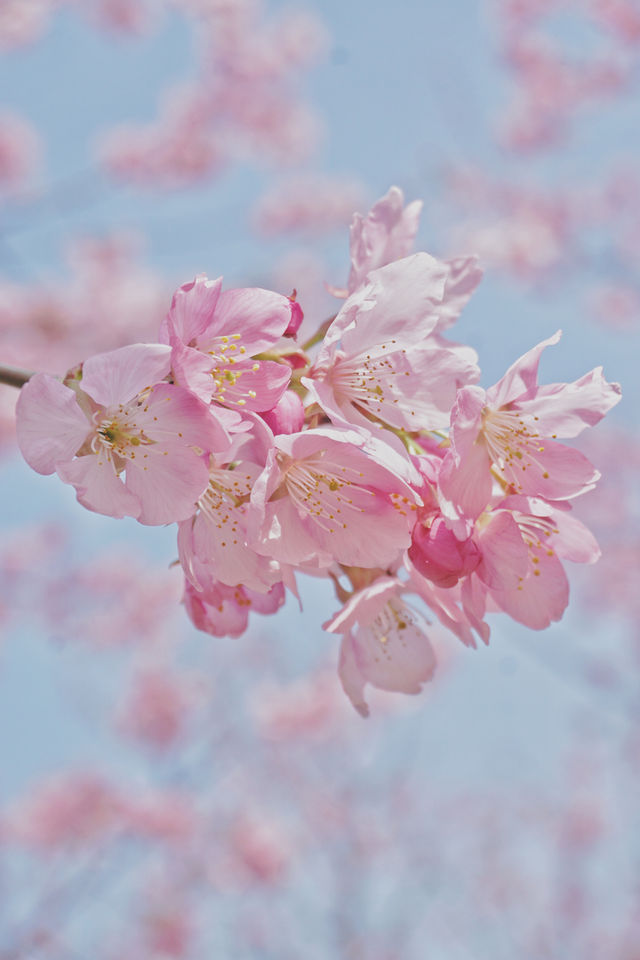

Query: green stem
[[301, 315, 336, 352]]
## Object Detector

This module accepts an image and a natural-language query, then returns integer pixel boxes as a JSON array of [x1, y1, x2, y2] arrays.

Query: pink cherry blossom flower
[[161, 274, 292, 413], [259, 389, 305, 435], [248, 426, 422, 569], [183, 577, 285, 638], [178, 415, 282, 594], [345, 186, 424, 295], [307, 253, 480, 433], [438, 331, 621, 533], [409, 513, 481, 588], [469, 495, 601, 630], [16, 343, 230, 524], [324, 576, 437, 716]]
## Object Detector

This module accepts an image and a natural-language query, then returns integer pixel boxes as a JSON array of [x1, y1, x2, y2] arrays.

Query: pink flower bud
[[409, 516, 480, 588], [283, 290, 304, 337], [260, 390, 305, 435]]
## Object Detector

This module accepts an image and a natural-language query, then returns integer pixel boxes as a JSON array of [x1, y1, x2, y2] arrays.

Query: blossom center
[[281, 456, 374, 533], [203, 333, 258, 407], [481, 407, 548, 489]]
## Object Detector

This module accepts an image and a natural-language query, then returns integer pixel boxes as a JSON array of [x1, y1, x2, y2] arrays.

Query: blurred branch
[[0, 364, 36, 388]]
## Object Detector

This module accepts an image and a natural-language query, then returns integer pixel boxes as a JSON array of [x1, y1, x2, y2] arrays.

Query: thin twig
[[0, 364, 37, 389]]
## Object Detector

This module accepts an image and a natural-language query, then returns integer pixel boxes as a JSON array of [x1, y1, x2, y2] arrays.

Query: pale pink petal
[[131, 383, 230, 454], [347, 186, 423, 293], [517, 367, 622, 438], [351, 600, 436, 696], [211, 359, 291, 412], [503, 438, 599, 500], [408, 563, 478, 648], [486, 330, 561, 409], [244, 581, 285, 614], [183, 580, 248, 638], [435, 256, 484, 330], [501, 495, 601, 564], [490, 548, 569, 630], [448, 385, 486, 456], [161, 275, 223, 345], [331, 253, 449, 350], [476, 511, 529, 591], [323, 577, 400, 635], [337, 632, 369, 717], [170, 339, 219, 404], [81, 343, 172, 407], [438, 440, 493, 533], [125, 443, 210, 525], [56, 452, 141, 519], [461, 576, 491, 645], [206, 287, 291, 354], [16, 374, 90, 475]]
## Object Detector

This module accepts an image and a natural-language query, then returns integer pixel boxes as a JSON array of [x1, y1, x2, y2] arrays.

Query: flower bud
[[409, 515, 480, 588], [260, 390, 305, 435]]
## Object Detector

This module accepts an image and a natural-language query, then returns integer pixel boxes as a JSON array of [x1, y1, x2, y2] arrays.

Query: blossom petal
[[56, 452, 141, 519], [207, 288, 292, 354], [161, 275, 223, 345], [517, 367, 622, 439], [486, 331, 561, 409], [81, 344, 171, 408], [16, 374, 90, 475], [125, 444, 210, 525]]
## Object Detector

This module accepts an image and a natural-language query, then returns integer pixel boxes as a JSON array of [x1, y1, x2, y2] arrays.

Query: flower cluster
[[15, 187, 621, 715]]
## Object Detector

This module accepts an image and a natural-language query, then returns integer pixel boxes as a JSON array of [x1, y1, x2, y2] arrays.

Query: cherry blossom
[[324, 575, 437, 717], [16, 343, 230, 523], [248, 425, 422, 569], [161, 275, 292, 413], [438, 331, 621, 533], [7, 186, 623, 716]]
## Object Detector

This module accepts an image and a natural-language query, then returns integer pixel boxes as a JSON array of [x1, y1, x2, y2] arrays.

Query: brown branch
[[0, 364, 37, 389]]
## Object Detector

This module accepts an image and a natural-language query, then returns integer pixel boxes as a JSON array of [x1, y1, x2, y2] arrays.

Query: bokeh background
[[0, 1, 639, 957]]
